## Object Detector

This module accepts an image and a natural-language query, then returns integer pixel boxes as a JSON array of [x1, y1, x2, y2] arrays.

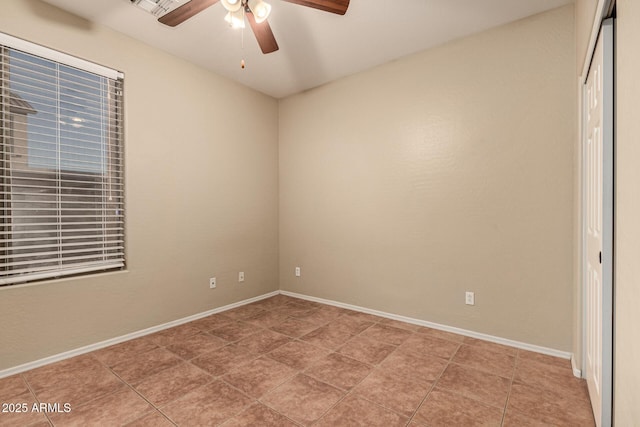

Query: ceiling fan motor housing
[[157, 0, 350, 54]]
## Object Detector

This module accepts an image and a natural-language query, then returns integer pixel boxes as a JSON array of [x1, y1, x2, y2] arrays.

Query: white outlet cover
[[295, 267, 301, 277], [209, 277, 216, 289], [239, 272, 244, 282], [465, 291, 475, 305]]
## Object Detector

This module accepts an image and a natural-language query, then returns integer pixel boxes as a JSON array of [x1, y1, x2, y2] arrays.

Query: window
[[0, 33, 124, 286]]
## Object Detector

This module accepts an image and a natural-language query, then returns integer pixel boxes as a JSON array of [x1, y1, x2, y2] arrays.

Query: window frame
[[0, 32, 125, 287]]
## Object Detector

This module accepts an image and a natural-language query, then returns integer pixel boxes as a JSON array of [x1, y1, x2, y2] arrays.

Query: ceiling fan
[[157, 0, 350, 54]]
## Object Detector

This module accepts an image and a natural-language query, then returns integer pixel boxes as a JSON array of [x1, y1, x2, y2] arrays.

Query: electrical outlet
[[295, 267, 301, 277], [238, 272, 244, 282], [209, 277, 216, 289], [465, 291, 475, 305]]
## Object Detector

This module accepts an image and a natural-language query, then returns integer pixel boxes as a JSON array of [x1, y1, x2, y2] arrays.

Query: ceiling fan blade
[[281, 0, 349, 15], [246, 11, 279, 54], [158, 0, 220, 27]]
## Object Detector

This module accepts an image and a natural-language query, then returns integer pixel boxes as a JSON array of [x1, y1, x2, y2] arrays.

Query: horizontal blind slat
[[0, 221, 123, 229], [4, 234, 124, 243], [0, 252, 125, 268], [1, 173, 124, 185], [0, 247, 125, 263], [2, 179, 124, 189], [4, 239, 124, 250], [0, 262, 125, 285]]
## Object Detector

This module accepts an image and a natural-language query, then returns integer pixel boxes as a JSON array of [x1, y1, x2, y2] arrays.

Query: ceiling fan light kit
[[156, 0, 350, 54], [247, 0, 272, 23], [221, 0, 242, 12], [224, 9, 246, 28]]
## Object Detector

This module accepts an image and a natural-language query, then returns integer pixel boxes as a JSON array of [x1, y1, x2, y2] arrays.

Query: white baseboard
[[571, 354, 582, 378], [0, 290, 279, 379], [280, 290, 574, 361], [1, 289, 578, 379]]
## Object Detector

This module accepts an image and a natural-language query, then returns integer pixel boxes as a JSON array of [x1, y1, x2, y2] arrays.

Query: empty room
[[0, 0, 638, 426]]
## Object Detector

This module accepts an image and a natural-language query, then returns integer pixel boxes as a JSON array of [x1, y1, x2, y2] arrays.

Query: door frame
[[581, 17, 614, 427]]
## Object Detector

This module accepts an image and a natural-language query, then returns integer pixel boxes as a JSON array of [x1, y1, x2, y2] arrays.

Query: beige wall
[[0, 0, 279, 370], [614, 0, 640, 423], [0, 1, 584, 372], [279, 6, 576, 351]]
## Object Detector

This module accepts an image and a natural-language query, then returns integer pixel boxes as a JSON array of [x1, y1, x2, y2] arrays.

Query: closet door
[[584, 18, 613, 427]]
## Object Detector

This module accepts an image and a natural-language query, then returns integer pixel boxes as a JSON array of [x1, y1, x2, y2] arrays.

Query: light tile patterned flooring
[[0, 295, 595, 426]]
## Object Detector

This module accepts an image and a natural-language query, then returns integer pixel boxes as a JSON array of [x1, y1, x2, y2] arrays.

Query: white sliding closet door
[[583, 18, 613, 427]]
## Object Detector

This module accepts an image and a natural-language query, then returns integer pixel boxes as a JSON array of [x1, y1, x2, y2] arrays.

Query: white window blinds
[[0, 34, 125, 286]]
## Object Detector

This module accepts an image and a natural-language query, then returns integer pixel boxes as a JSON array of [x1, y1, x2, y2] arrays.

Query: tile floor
[[0, 295, 596, 426]]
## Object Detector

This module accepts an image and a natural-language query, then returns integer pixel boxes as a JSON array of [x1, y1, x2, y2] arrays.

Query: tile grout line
[[255, 399, 304, 427], [101, 358, 181, 426], [90, 331, 252, 427], [499, 348, 520, 426], [360, 322, 430, 426], [214, 378, 280, 426], [427, 359, 515, 413], [212, 355, 304, 426], [194, 298, 332, 425], [278, 310, 384, 425], [282, 314, 411, 425], [364, 318, 481, 423], [20, 372, 54, 426], [22, 356, 147, 426], [405, 341, 463, 426], [409, 339, 521, 423], [126, 339, 284, 427], [10, 295, 588, 426], [310, 320, 455, 425], [24, 298, 392, 424]]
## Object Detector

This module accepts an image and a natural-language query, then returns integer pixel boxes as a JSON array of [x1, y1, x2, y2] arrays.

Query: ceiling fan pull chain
[[241, 2, 246, 69]]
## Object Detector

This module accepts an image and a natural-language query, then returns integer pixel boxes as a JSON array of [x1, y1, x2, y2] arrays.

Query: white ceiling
[[41, 0, 572, 98]]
